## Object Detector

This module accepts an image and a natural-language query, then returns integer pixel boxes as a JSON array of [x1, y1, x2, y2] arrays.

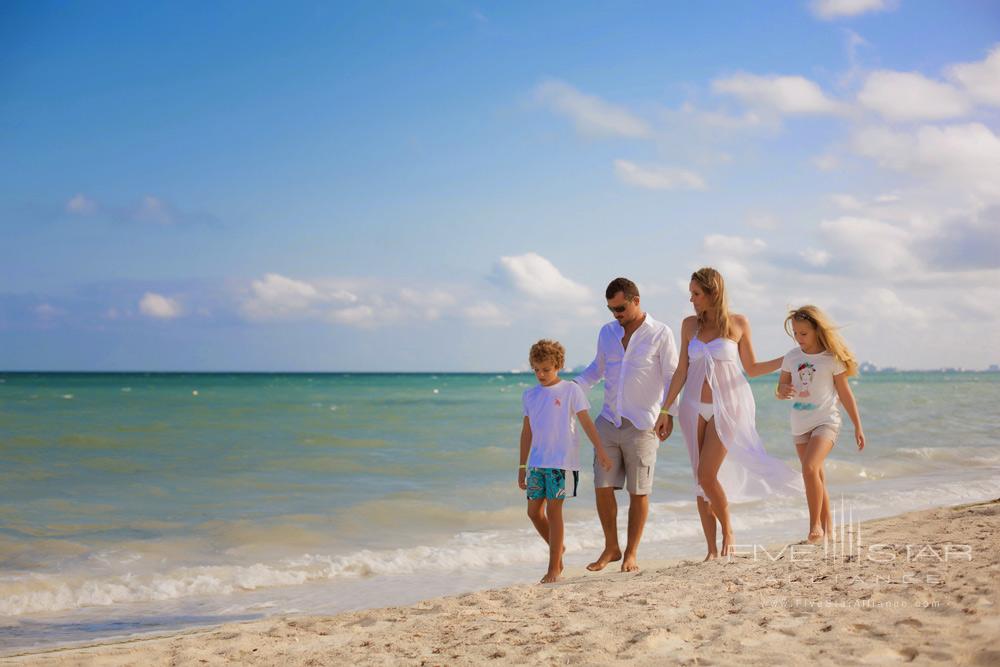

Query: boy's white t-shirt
[[522, 380, 590, 471], [781, 347, 847, 436]]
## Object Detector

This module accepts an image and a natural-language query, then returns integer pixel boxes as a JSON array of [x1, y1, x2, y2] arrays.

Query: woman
[[654, 268, 801, 560]]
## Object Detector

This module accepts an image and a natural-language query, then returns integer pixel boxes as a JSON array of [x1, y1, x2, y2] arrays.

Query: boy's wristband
[[659, 407, 671, 414], [518, 464, 527, 469]]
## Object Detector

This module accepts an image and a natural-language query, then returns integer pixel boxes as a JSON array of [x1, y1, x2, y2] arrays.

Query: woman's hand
[[655, 413, 673, 441], [775, 383, 795, 399], [856, 430, 866, 451]]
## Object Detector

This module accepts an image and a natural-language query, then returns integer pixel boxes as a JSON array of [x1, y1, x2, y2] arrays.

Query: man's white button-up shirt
[[573, 314, 679, 430]]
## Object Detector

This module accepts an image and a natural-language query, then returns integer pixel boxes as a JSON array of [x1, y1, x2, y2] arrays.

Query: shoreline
[[4, 499, 998, 665]]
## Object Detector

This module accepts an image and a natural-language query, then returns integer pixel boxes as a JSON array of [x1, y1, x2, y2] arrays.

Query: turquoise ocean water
[[1, 371, 999, 654]]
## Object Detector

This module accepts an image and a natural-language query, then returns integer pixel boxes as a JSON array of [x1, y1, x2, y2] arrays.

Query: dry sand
[[5, 499, 999, 666]]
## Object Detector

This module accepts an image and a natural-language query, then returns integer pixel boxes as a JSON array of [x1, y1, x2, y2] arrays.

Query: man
[[574, 277, 678, 572]]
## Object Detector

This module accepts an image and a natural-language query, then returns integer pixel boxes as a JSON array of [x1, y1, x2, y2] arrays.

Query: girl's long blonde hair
[[691, 267, 735, 340], [784, 305, 859, 376]]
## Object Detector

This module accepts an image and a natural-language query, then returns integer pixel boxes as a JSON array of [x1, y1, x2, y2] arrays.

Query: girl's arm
[[775, 370, 795, 399], [655, 317, 694, 439], [578, 411, 612, 471], [833, 373, 865, 450], [518, 416, 532, 489], [735, 314, 783, 377]]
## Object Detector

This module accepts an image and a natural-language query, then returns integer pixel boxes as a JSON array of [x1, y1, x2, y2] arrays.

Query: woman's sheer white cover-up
[[679, 336, 803, 503]]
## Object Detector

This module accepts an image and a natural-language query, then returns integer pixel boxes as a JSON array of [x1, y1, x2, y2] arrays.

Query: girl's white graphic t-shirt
[[522, 380, 590, 471], [781, 348, 847, 436]]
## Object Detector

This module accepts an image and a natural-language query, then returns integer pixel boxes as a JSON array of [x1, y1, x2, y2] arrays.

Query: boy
[[518, 339, 612, 583]]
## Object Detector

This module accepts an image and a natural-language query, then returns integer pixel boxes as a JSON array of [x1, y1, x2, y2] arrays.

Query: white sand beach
[[5, 499, 998, 666]]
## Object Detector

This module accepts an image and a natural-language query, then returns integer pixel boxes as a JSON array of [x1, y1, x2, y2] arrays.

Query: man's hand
[[518, 468, 527, 490], [655, 413, 673, 441], [596, 449, 613, 472], [776, 383, 795, 399]]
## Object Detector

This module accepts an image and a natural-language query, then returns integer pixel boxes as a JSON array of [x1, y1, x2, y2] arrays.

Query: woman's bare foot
[[621, 553, 640, 572], [721, 532, 735, 558], [806, 529, 824, 544], [540, 568, 563, 584], [586, 548, 622, 571]]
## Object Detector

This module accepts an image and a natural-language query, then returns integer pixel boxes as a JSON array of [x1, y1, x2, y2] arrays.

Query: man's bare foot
[[586, 548, 622, 571], [540, 569, 563, 584], [806, 529, 824, 544], [703, 552, 719, 562], [621, 554, 640, 572]]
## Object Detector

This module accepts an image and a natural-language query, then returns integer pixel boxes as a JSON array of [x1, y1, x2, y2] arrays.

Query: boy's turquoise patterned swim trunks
[[526, 467, 579, 500]]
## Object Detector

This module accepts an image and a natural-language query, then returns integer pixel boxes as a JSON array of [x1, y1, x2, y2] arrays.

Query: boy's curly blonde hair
[[529, 339, 565, 370]]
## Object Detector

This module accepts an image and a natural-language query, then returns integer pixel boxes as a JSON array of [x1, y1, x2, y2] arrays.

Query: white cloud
[[745, 212, 780, 231], [494, 253, 591, 303], [812, 153, 841, 171], [241, 273, 357, 320], [139, 292, 182, 319], [34, 303, 61, 319], [132, 196, 175, 226], [830, 194, 863, 210], [712, 74, 846, 115], [947, 45, 1000, 108], [534, 80, 649, 138], [800, 248, 831, 267], [677, 102, 765, 130], [65, 194, 98, 215], [818, 216, 921, 275], [399, 288, 456, 321], [810, 0, 895, 20], [852, 123, 1000, 203], [463, 302, 510, 327], [703, 234, 766, 256], [858, 71, 970, 121], [614, 159, 707, 191], [328, 305, 376, 327]]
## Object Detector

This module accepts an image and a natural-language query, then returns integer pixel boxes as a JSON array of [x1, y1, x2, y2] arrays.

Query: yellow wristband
[[659, 407, 671, 414], [518, 464, 527, 469]]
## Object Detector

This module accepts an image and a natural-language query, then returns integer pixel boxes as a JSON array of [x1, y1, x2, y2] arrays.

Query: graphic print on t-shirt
[[794, 362, 818, 411]]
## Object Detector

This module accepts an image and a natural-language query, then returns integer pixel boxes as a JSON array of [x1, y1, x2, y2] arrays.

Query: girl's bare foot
[[586, 548, 622, 571], [807, 529, 824, 544]]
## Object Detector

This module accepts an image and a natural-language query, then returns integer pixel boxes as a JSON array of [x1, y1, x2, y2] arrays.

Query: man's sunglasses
[[607, 301, 633, 314]]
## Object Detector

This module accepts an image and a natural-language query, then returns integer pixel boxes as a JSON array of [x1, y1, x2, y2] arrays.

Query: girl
[[654, 268, 801, 560], [777, 305, 865, 544]]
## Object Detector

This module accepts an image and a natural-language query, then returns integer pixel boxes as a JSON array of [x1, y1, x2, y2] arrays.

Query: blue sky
[[2, 0, 999, 371]]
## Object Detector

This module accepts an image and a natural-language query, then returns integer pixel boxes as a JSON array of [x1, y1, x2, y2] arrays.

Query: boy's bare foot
[[586, 548, 622, 571], [703, 552, 719, 562], [540, 569, 563, 584], [806, 529, 824, 544], [621, 552, 640, 572]]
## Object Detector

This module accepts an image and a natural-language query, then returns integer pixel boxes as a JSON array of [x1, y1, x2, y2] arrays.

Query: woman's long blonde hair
[[691, 267, 735, 340], [784, 305, 859, 376]]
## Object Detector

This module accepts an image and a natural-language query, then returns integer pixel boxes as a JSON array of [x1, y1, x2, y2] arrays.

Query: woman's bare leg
[[698, 419, 733, 556], [694, 415, 718, 560]]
